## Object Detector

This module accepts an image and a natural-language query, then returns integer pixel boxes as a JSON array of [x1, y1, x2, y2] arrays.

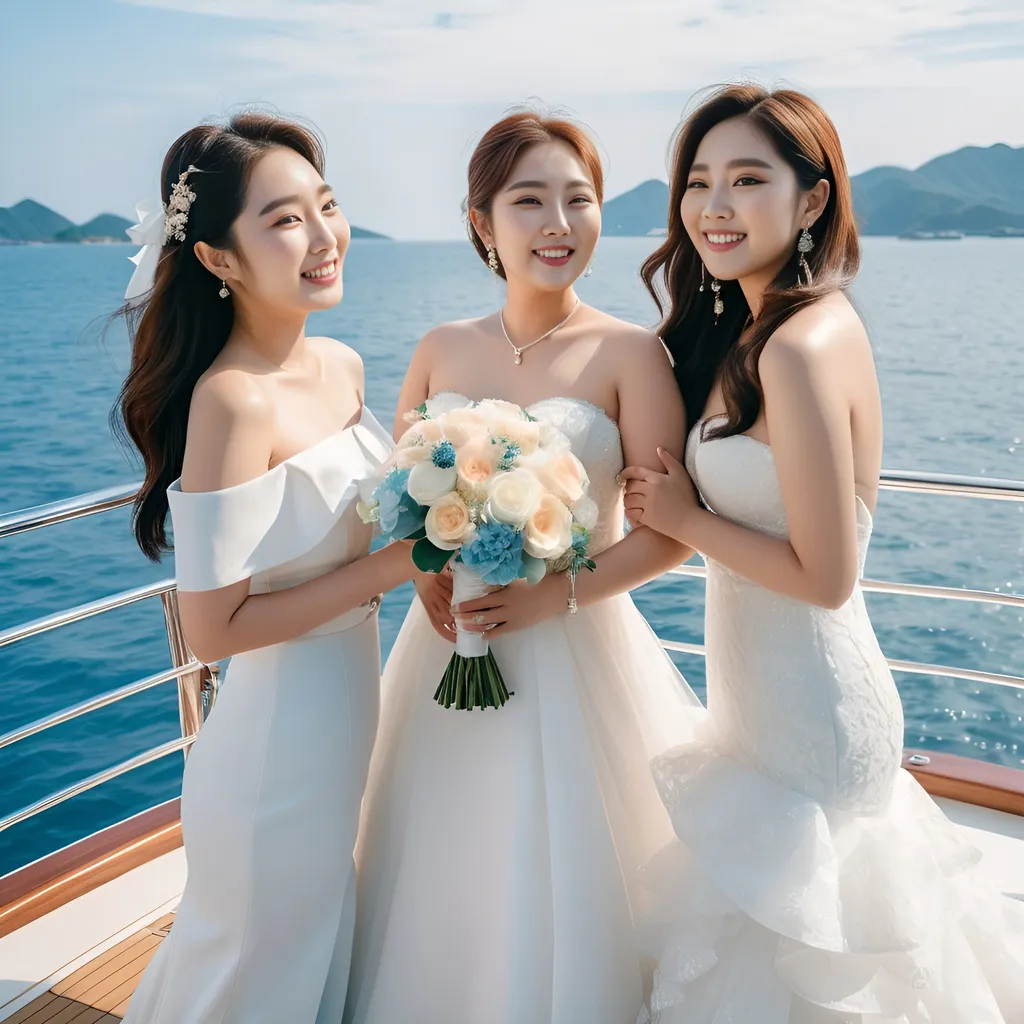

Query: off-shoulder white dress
[[122, 407, 394, 1024]]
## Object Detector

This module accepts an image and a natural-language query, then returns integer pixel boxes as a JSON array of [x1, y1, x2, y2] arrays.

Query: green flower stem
[[433, 651, 512, 710]]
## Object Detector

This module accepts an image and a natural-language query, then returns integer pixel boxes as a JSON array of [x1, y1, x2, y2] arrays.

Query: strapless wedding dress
[[122, 407, 394, 1024], [344, 394, 706, 1024], [640, 416, 1024, 1022]]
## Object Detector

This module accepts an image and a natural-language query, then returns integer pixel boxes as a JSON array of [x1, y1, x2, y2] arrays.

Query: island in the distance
[[602, 142, 1024, 238], [0, 199, 389, 244]]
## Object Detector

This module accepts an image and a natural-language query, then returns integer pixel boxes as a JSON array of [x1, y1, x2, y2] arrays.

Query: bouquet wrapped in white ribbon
[[358, 397, 597, 709]]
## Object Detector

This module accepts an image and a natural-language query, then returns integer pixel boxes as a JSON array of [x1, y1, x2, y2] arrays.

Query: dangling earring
[[797, 227, 814, 286], [487, 245, 499, 273], [711, 277, 724, 324], [584, 260, 594, 278], [700, 262, 706, 292], [218, 280, 230, 299]]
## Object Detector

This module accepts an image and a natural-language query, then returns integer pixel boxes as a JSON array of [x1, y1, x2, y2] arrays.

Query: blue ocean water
[[0, 238, 1021, 876]]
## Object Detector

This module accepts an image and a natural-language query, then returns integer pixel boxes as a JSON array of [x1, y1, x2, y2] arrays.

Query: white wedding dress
[[639, 416, 1024, 1022], [122, 407, 394, 1024], [344, 394, 707, 1024]]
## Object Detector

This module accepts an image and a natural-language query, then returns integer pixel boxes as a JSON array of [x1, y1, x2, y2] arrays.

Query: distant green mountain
[[0, 199, 74, 242], [599, 143, 1024, 237], [602, 179, 672, 236], [55, 213, 134, 242], [0, 200, 390, 243]]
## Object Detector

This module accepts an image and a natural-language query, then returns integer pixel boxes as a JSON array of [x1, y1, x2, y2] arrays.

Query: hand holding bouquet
[[358, 397, 597, 709]]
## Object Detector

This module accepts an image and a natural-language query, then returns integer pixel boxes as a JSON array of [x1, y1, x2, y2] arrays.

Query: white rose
[[570, 495, 599, 532], [425, 492, 476, 550], [485, 468, 543, 529], [476, 399, 526, 428], [408, 419, 446, 446], [392, 444, 432, 470], [523, 494, 573, 560], [407, 461, 458, 504], [537, 423, 571, 452], [424, 392, 473, 419]]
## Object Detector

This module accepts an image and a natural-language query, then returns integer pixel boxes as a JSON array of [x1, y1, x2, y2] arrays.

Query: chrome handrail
[[0, 735, 194, 835], [0, 482, 138, 540], [659, 639, 1024, 691], [879, 470, 1024, 501], [0, 579, 177, 649], [0, 465, 1020, 847], [0, 464, 1018, 542], [0, 662, 202, 752], [666, 564, 1024, 609]]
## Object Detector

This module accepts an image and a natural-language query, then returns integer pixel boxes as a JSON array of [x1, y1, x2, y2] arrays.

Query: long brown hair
[[641, 85, 860, 438], [464, 110, 604, 279], [111, 112, 326, 561]]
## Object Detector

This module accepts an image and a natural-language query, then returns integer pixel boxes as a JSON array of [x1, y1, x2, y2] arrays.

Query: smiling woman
[[104, 111, 417, 1024]]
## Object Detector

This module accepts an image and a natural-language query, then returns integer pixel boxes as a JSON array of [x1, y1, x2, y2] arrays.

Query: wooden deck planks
[[4, 914, 173, 1022]]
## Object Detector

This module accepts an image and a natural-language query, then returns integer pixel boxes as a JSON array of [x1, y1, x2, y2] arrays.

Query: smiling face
[[206, 145, 351, 313], [472, 140, 601, 291], [680, 116, 827, 290]]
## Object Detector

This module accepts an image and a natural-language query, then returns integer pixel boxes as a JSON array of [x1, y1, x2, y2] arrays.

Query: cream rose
[[485, 468, 543, 529], [425, 492, 476, 550], [407, 461, 458, 504], [456, 437, 498, 495], [496, 417, 542, 456], [523, 493, 573, 560], [534, 451, 588, 505], [443, 407, 490, 447]]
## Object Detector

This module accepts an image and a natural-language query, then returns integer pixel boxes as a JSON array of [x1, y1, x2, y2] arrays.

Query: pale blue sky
[[2, 0, 1022, 238]]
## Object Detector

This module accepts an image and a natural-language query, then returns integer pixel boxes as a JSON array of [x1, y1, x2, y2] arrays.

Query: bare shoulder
[[760, 292, 867, 379], [309, 336, 364, 390], [190, 365, 273, 435], [420, 317, 488, 351], [182, 368, 275, 492], [591, 312, 673, 372]]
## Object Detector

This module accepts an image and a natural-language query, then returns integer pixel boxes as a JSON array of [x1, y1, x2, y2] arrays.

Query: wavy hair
[[641, 84, 860, 437], [111, 112, 325, 560]]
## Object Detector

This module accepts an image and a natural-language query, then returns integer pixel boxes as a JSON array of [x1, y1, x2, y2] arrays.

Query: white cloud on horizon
[[117, 0, 1024, 101]]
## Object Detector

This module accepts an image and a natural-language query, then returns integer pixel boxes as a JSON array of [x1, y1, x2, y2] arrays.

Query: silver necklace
[[499, 298, 580, 365]]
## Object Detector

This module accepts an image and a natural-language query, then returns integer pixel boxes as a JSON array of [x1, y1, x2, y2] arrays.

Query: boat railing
[[0, 469, 1022, 840]]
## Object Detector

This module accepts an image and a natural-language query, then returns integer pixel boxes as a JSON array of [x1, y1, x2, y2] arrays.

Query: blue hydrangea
[[373, 468, 426, 539], [498, 441, 521, 471], [459, 520, 524, 586], [432, 440, 456, 469]]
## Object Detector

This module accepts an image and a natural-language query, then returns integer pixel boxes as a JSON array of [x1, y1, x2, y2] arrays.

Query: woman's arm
[[175, 369, 415, 664], [455, 329, 694, 636], [624, 310, 864, 609]]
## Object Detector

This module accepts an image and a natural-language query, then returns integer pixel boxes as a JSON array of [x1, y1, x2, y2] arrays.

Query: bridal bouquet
[[358, 396, 597, 709]]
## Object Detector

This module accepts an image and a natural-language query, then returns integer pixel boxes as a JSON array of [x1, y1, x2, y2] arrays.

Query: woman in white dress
[[344, 112, 706, 1024], [113, 113, 413, 1023], [623, 84, 1024, 1022]]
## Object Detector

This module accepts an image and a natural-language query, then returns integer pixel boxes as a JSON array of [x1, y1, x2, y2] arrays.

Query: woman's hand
[[621, 447, 702, 542], [454, 576, 566, 639], [414, 567, 456, 641]]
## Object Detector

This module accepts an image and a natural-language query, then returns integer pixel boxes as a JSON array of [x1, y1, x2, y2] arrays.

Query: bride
[[343, 111, 705, 1023], [624, 84, 1024, 1021]]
